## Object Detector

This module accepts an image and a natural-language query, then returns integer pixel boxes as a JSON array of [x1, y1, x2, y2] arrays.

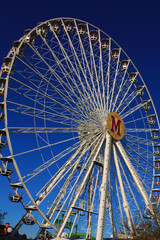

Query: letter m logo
[[110, 115, 121, 136]]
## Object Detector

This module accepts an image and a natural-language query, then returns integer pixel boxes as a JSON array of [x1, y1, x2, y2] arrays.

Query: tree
[[0, 210, 7, 225], [132, 207, 160, 240], [119, 207, 160, 240]]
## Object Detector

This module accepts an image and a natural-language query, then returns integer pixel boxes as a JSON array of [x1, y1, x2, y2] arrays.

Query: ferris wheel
[[0, 17, 160, 240]]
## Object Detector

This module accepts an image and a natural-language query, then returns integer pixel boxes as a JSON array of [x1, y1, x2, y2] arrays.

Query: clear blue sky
[[0, 0, 160, 238]]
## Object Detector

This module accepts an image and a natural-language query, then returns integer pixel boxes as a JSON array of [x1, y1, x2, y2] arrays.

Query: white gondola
[[152, 188, 160, 192], [36, 23, 48, 38], [12, 41, 25, 57], [0, 140, 7, 148], [143, 215, 152, 219], [24, 29, 35, 45], [1, 57, 16, 75], [147, 114, 156, 125], [8, 193, 23, 202], [0, 113, 4, 121], [0, 102, 4, 110], [121, 60, 129, 71], [129, 72, 137, 84], [154, 159, 160, 163], [0, 87, 4, 97], [136, 86, 144, 97], [155, 166, 160, 171], [77, 24, 86, 37], [64, 20, 74, 34], [0, 129, 6, 136], [50, 20, 61, 34], [151, 129, 159, 140], [12, 40, 21, 48], [101, 39, 109, 51], [152, 195, 159, 201], [155, 181, 160, 186], [142, 100, 151, 111], [111, 48, 120, 60], [10, 182, 23, 188], [1, 65, 10, 75], [0, 78, 6, 84], [24, 205, 37, 211], [153, 145, 160, 155], [154, 174, 160, 178], [1, 156, 13, 162], [0, 168, 13, 176], [90, 30, 98, 44], [23, 217, 36, 225]]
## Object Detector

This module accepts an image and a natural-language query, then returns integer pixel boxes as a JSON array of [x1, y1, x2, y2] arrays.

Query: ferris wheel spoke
[[42, 142, 92, 222], [8, 85, 83, 126], [113, 75, 134, 113], [108, 48, 121, 113], [73, 21, 102, 113], [125, 133, 156, 145], [8, 107, 75, 126], [55, 135, 104, 235], [92, 167, 100, 210], [49, 23, 99, 112], [75, 22, 102, 107], [12, 135, 80, 158], [16, 53, 92, 118], [56, 134, 105, 237], [98, 30, 106, 111], [6, 100, 80, 125], [110, 156, 126, 235], [86, 24, 103, 111], [11, 142, 83, 208], [123, 137, 153, 159], [106, 165, 116, 237], [34, 153, 83, 207], [22, 141, 80, 183], [111, 60, 130, 112], [124, 115, 148, 125], [125, 128, 151, 133], [116, 141, 153, 213], [63, 20, 102, 111], [118, 156, 146, 227], [120, 101, 145, 119], [115, 150, 146, 226], [8, 77, 83, 120], [113, 144, 134, 232], [106, 38, 111, 112], [116, 89, 137, 115], [122, 140, 154, 180], [96, 132, 112, 240], [7, 127, 77, 134], [27, 39, 94, 116], [122, 147, 153, 195]]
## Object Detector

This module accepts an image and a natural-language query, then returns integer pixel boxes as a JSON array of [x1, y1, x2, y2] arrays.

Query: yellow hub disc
[[107, 112, 125, 140]]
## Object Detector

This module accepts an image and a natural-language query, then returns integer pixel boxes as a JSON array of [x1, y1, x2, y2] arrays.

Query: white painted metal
[[96, 132, 112, 240], [113, 143, 133, 233], [56, 135, 105, 237], [107, 169, 116, 238], [0, 17, 159, 239], [86, 167, 94, 239], [116, 141, 153, 214]]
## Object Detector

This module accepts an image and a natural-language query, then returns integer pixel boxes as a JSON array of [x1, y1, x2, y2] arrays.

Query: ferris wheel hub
[[78, 120, 102, 143], [107, 112, 125, 140]]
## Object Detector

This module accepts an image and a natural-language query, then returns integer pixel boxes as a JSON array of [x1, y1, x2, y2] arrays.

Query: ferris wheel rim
[[0, 17, 159, 238]]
